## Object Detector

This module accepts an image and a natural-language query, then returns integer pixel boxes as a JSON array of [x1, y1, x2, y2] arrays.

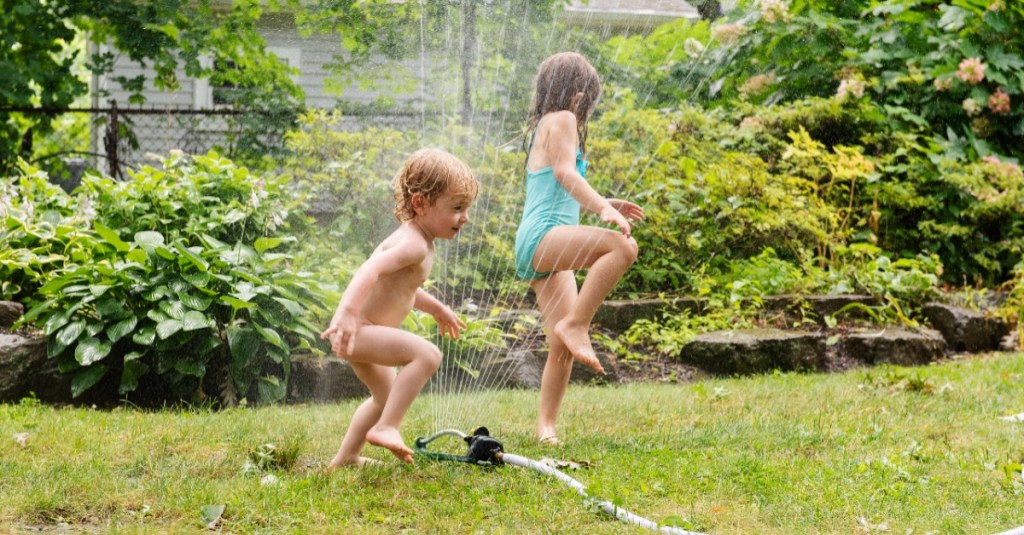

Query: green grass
[[2, 353, 1023, 534]]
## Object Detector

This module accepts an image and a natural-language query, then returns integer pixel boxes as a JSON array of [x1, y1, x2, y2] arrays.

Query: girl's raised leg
[[532, 225, 638, 368]]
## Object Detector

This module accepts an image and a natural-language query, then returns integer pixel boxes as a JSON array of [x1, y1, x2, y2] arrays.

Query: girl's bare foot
[[367, 425, 415, 463], [553, 320, 604, 373], [327, 455, 383, 471]]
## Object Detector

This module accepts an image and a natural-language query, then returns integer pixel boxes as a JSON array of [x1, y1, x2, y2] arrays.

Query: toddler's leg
[[344, 325, 443, 463], [327, 362, 395, 470]]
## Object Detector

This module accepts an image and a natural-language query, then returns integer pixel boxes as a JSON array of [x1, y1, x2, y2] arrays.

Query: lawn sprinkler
[[414, 427, 704, 535]]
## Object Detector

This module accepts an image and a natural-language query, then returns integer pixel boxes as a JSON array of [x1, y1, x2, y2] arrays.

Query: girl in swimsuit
[[514, 52, 644, 446]]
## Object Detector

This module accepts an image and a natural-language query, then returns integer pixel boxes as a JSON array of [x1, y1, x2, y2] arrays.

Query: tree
[[0, 0, 302, 173]]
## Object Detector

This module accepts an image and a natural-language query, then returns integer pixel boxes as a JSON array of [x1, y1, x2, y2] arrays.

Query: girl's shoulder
[[539, 110, 577, 129]]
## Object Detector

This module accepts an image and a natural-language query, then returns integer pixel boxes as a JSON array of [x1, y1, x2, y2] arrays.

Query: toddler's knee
[[422, 345, 443, 372]]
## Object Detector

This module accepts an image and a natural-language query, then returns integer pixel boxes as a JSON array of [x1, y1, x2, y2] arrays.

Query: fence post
[[104, 100, 121, 180]]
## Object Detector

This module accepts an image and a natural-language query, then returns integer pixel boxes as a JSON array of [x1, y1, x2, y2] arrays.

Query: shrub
[[10, 154, 329, 404]]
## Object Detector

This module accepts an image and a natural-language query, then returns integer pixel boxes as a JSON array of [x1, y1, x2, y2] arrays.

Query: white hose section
[[993, 527, 1024, 535], [500, 453, 705, 535]]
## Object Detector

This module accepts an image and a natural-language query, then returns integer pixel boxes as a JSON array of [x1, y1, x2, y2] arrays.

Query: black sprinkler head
[[464, 426, 504, 465]]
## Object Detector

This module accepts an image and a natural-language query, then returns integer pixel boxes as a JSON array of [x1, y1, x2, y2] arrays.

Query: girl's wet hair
[[525, 52, 602, 153], [392, 148, 479, 221]]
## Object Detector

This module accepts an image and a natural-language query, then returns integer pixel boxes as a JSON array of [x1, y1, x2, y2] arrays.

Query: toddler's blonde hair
[[392, 149, 478, 222]]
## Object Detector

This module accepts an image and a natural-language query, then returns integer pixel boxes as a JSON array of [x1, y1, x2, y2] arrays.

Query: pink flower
[[933, 77, 953, 92], [988, 87, 1010, 114], [956, 58, 986, 85]]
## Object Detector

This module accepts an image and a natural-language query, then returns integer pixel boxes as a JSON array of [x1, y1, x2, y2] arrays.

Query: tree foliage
[[0, 0, 302, 172]]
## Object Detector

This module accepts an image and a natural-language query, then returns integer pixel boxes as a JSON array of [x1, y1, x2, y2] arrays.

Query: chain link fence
[[3, 103, 287, 188]]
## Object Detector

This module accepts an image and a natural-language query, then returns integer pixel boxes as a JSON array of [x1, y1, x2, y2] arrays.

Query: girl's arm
[[545, 111, 634, 236], [415, 289, 465, 339]]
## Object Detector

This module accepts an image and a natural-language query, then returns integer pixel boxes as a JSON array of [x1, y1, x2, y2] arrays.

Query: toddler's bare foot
[[366, 426, 414, 464], [327, 455, 383, 471], [553, 320, 604, 374]]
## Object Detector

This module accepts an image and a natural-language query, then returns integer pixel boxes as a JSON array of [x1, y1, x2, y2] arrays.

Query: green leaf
[[133, 326, 157, 346], [160, 300, 187, 320], [183, 271, 211, 288], [174, 359, 206, 377], [127, 248, 149, 264], [254, 237, 284, 254], [71, 365, 108, 398], [220, 295, 256, 310], [75, 337, 112, 366], [179, 292, 213, 311], [173, 242, 209, 272], [181, 310, 212, 332], [253, 323, 284, 349], [156, 318, 183, 340], [108, 316, 139, 343], [119, 359, 149, 394], [228, 325, 261, 362], [56, 320, 87, 347], [257, 375, 286, 403], [135, 231, 165, 249], [93, 222, 131, 252]]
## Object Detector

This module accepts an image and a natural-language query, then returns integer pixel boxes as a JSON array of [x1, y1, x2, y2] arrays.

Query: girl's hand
[[433, 306, 467, 339], [599, 205, 632, 237], [321, 315, 359, 357], [608, 198, 644, 222]]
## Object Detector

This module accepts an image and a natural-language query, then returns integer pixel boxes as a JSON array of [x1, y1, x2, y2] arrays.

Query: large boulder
[[838, 327, 946, 366], [593, 298, 702, 332], [0, 301, 25, 329], [0, 332, 73, 403], [288, 353, 368, 403], [922, 302, 1009, 353], [680, 329, 826, 375]]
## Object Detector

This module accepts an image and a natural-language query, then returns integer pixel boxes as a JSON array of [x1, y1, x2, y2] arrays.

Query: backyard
[[2, 0, 1024, 533]]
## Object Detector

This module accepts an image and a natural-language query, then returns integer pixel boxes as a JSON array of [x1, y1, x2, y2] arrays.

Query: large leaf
[[253, 322, 284, 349], [92, 222, 130, 252], [257, 375, 286, 403], [135, 231, 165, 249], [71, 365, 109, 398], [179, 292, 213, 311], [108, 315, 139, 343], [181, 310, 213, 332], [173, 242, 209, 272], [133, 326, 157, 346], [119, 358, 149, 394], [227, 325, 262, 363], [56, 320, 87, 347], [75, 337, 112, 366], [156, 318, 183, 340]]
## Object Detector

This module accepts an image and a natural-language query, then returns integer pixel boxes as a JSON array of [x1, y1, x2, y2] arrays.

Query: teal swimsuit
[[514, 146, 588, 280]]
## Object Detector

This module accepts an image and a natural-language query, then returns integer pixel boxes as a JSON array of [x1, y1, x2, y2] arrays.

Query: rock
[[838, 327, 946, 366], [0, 332, 73, 403], [475, 349, 545, 390], [288, 353, 368, 403], [0, 301, 24, 329], [762, 294, 879, 325], [922, 302, 1009, 352], [680, 329, 826, 375], [594, 297, 702, 332]]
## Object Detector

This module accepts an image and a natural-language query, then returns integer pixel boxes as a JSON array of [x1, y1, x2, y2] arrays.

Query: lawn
[[2, 352, 1022, 534]]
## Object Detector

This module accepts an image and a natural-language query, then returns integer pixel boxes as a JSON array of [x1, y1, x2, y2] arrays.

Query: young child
[[321, 148, 478, 466], [514, 52, 644, 445]]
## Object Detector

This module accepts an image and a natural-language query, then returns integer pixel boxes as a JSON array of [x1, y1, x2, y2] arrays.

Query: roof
[[560, 0, 701, 30]]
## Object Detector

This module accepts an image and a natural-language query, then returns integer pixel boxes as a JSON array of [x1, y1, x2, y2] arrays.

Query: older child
[[515, 52, 644, 445], [321, 148, 479, 466]]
